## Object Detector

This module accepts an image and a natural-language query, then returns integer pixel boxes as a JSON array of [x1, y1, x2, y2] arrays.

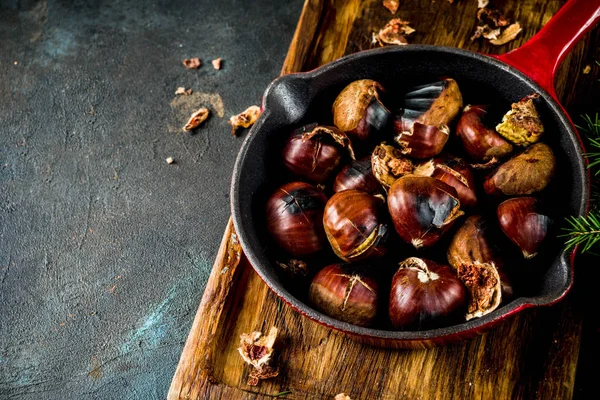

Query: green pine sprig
[[576, 113, 600, 175], [561, 214, 600, 253]]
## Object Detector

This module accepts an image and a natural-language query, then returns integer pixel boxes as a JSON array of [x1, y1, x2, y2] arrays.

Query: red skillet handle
[[497, 0, 600, 100]]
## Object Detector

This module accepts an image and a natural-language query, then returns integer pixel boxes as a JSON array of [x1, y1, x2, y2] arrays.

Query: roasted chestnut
[[332, 79, 391, 145], [387, 175, 464, 249], [371, 143, 413, 189], [323, 190, 389, 262], [309, 263, 379, 327], [447, 215, 513, 298], [389, 257, 467, 330], [484, 142, 556, 196], [496, 94, 544, 146], [414, 157, 477, 208], [397, 78, 463, 130], [333, 157, 381, 194], [393, 78, 463, 159], [266, 181, 328, 257], [282, 123, 355, 184], [394, 123, 450, 159], [497, 197, 550, 259], [456, 105, 513, 162], [456, 261, 502, 320]]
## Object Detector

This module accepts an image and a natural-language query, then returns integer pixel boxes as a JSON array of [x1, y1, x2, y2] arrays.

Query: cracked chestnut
[[497, 197, 550, 259], [266, 181, 328, 257], [387, 175, 464, 249], [282, 124, 355, 184], [332, 79, 391, 145], [309, 263, 379, 327], [323, 190, 390, 262], [389, 257, 467, 330], [414, 156, 477, 208]]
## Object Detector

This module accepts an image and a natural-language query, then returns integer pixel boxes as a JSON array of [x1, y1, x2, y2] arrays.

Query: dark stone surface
[[0, 0, 303, 398]]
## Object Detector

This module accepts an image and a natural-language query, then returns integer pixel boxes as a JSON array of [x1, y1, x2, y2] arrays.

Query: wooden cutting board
[[169, 1, 599, 398]]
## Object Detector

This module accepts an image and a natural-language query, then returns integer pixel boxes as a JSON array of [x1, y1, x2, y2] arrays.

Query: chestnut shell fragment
[[371, 143, 413, 189], [387, 175, 464, 249], [265, 181, 328, 257], [309, 263, 379, 327], [389, 257, 467, 330], [323, 190, 390, 262], [282, 124, 355, 184]]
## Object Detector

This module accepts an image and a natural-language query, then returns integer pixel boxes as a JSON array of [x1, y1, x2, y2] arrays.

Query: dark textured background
[[0, 0, 303, 398]]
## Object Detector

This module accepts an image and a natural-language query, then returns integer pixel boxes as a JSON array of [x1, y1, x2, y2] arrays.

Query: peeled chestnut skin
[[447, 215, 513, 299], [282, 124, 354, 184], [333, 157, 381, 195], [387, 175, 464, 249], [323, 190, 390, 262], [266, 181, 328, 257], [389, 257, 467, 330], [332, 79, 391, 145], [497, 197, 550, 259], [456, 105, 513, 162], [309, 263, 379, 327]]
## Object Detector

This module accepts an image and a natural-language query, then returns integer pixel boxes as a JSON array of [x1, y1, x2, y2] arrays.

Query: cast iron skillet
[[231, 0, 600, 348]]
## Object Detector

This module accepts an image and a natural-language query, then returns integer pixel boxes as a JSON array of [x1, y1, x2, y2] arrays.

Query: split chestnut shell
[[389, 257, 467, 330], [387, 175, 464, 249], [323, 190, 390, 262], [309, 263, 379, 327]]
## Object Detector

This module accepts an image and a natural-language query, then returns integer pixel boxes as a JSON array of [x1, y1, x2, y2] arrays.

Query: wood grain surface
[[169, 0, 600, 399]]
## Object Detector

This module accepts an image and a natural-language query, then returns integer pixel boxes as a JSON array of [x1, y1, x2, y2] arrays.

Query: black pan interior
[[230, 45, 588, 340]]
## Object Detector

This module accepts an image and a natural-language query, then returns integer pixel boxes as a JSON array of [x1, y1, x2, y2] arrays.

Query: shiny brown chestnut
[[484, 142, 556, 196], [371, 143, 413, 189], [414, 157, 477, 208], [497, 197, 550, 259], [282, 124, 355, 184], [333, 157, 381, 195], [456, 105, 513, 162], [387, 175, 464, 249], [309, 263, 379, 327], [266, 181, 328, 257], [332, 79, 391, 145], [389, 257, 467, 330], [323, 190, 389, 262], [447, 215, 513, 298]]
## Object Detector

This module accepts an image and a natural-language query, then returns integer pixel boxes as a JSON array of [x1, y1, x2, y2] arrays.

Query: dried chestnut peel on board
[[238, 327, 279, 386], [372, 18, 415, 46], [183, 107, 209, 131], [309, 264, 379, 327]]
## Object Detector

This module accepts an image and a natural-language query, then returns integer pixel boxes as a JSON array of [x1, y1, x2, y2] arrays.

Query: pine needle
[[561, 213, 600, 253], [576, 114, 600, 175]]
